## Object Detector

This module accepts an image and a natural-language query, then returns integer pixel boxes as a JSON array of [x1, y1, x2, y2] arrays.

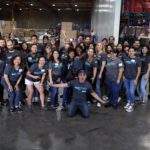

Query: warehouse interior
[[0, 0, 150, 150]]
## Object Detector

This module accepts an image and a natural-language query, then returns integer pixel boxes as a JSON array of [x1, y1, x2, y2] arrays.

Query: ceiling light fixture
[[39, 8, 42, 11], [58, 9, 61, 11], [76, 9, 79, 12], [52, 4, 55, 7], [75, 4, 78, 7], [30, 3, 33, 6], [19, 8, 22, 10], [6, 3, 9, 6]]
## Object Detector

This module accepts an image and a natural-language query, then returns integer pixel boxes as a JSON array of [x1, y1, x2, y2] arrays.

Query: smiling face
[[13, 56, 21, 66], [78, 72, 87, 83], [31, 45, 37, 54], [38, 57, 46, 66], [129, 48, 136, 57], [7, 41, 14, 51], [53, 51, 59, 60], [87, 49, 94, 57]]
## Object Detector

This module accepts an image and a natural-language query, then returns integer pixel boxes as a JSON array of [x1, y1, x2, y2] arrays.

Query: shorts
[[25, 79, 40, 88]]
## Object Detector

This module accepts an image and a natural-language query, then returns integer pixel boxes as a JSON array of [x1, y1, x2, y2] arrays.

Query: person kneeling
[[49, 70, 108, 118]]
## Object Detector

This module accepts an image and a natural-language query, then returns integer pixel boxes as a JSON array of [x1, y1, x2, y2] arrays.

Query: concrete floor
[[0, 103, 150, 150]]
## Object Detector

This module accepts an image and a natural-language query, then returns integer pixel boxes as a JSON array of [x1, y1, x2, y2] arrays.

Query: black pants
[[0, 83, 4, 103]]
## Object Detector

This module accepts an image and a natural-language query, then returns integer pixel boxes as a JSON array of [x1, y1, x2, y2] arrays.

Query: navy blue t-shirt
[[49, 61, 64, 82], [2, 65, 24, 83], [68, 79, 94, 102], [26, 63, 48, 82], [140, 55, 150, 74], [84, 58, 97, 78], [106, 57, 124, 82], [124, 57, 141, 79], [95, 52, 107, 73], [26, 53, 39, 68], [0, 59, 5, 77], [4, 50, 21, 65]]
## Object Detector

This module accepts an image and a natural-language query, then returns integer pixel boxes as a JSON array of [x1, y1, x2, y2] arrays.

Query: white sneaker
[[126, 105, 134, 112], [124, 103, 130, 109], [118, 97, 121, 103], [96, 102, 101, 108]]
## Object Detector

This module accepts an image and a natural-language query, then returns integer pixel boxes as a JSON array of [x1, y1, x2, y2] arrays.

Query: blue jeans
[[68, 100, 89, 118], [137, 74, 149, 103], [105, 79, 119, 107], [50, 87, 58, 106], [2, 80, 21, 108], [96, 76, 103, 97], [124, 79, 136, 104], [62, 79, 68, 105]]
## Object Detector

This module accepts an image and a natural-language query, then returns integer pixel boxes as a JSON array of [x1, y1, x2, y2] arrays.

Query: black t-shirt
[[140, 55, 150, 74], [26, 63, 47, 82], [118, 52, 126, 61], [106, 57, 124, 82], [124, 57, 141, 79], [4, 50, 21, 65], [68, 79, 94, 102], [84, 58, 97, 78], [0, 59, 5, 77], [49, 61, 64, 81], [96, 52, 107, 73], [2, 64, 24, 83], [26, 53, 39, 68]]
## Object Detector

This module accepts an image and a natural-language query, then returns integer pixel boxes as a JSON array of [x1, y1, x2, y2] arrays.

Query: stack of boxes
[[2, 21, 16, 36], [60, 22, 77, 47]]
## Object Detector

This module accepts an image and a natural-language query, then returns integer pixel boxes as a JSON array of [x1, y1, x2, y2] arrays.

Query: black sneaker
[[15, 107, 23, 112], [9, 108, 15, 113], [41, 106, 48, 111], [28, 106, 33, 113]]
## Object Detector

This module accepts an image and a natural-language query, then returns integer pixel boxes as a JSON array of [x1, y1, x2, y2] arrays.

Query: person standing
[[124, 48, 141, 112]]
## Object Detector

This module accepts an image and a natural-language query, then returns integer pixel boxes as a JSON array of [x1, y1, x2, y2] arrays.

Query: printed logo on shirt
[[74, 86, 87, 93], [19, 69, 23, 73], [7, 56, 12, 59], [41, 69, 46, 72], [118, 63, 123, 67]]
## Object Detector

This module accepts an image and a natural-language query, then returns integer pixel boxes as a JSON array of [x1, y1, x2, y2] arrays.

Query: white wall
[[91, 0, 122, 44]]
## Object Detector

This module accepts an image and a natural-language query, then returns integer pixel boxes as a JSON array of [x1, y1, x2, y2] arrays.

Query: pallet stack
[[60, 22, 77, 47]]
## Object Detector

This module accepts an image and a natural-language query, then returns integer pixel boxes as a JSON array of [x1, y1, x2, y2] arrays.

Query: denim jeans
[[96, 76, 103, 97], [137, 74, 149, 103], [68, 100, 89, 118], [105, 79, 119, 107], [50, 87, 58, 106], [62, 79, 68, 105], [2, 80, 21, 108], [124, 79, 136, 104]]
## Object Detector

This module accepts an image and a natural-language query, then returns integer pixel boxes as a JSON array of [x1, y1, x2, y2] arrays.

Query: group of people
[[0, 34, 149, 118]]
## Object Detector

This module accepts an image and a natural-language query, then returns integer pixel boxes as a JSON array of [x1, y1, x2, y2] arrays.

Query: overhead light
[[30, 3, 33, 6], [39, 8, 42, 11], [19, 8, 22, 11], [58, 9, 61, 11], [6, 3, 9, 6], [76, 9, 79, 12], [75, 4, 78, 7], [52, 4, 55, 7], [0, 8, 2, 11]]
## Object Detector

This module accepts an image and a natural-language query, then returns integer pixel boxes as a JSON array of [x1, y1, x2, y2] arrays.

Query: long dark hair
[[52, 50, 61, 63], [11, 55, 23, 66]]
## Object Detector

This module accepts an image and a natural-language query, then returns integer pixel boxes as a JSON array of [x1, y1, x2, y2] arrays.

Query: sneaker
[[28, 106, 33, 113], [124, 103, 130, 109], [126, 105, 134, 112], [96, 102, 101, 108], [9, 108, 15, 113], [47, 97, 51, 102], [140, 101, 146, 105], [50, 105, 57, 110], [15, 107, 23, 112], [103, 96, 109, 101], [118, 97, 121, 103], [41, 106, 48, 111]]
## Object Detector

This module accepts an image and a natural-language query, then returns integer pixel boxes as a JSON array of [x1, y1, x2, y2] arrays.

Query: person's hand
[[48, 81, 53, 87], [101, 99, 109, 105], [134, 79, 138, 86], [99, 73, 102, 79], [56, 78, 61, 83], [15, 84, 19, 91], [8, 85, 13, 92], [34, 76, 40, 80], [116, 79, 120, 84], [91, 77, 95, 84], [144, 74, 148, 80]]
